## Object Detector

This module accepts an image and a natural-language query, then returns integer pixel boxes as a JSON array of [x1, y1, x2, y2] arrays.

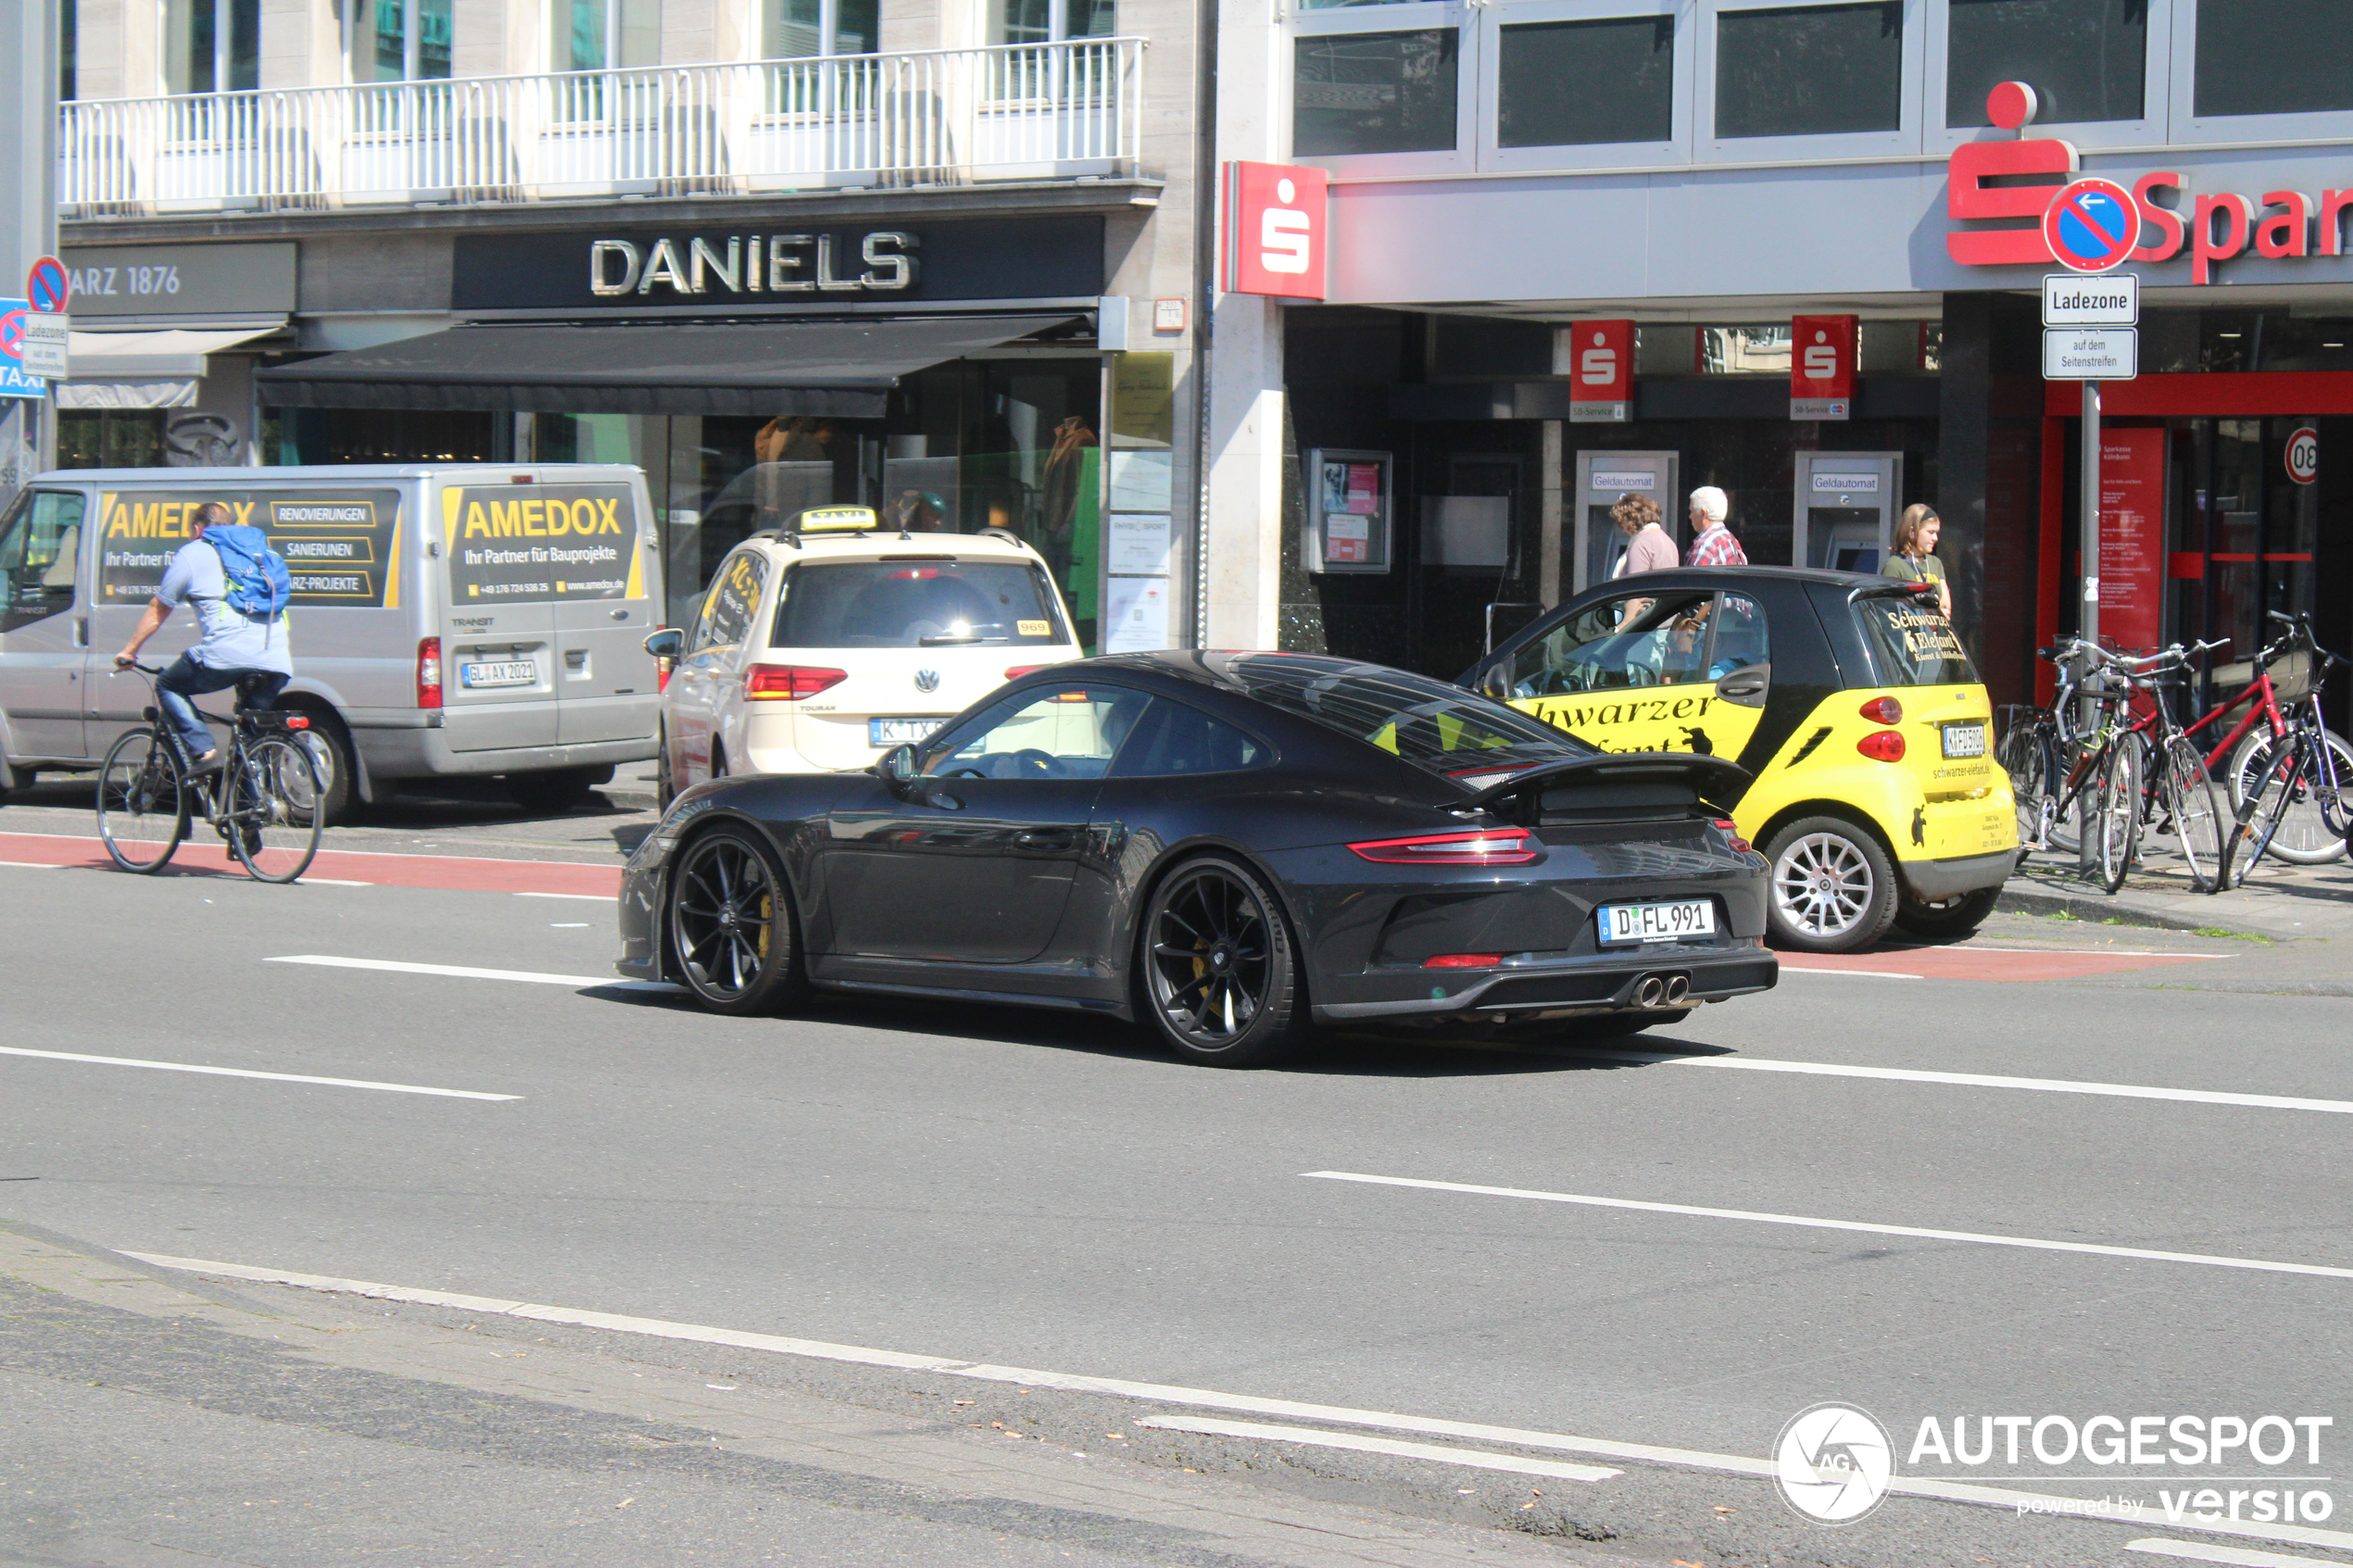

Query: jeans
[[155, 654, 288, 762]]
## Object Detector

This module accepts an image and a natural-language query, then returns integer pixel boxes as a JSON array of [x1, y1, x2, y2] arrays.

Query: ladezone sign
[[1946, 81, 2353, 284]]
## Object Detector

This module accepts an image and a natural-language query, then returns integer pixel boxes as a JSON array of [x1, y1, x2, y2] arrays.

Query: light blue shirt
[[157, 536, 293, 675]]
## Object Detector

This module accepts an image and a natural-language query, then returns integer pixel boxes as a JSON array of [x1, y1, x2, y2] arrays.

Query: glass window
[[60, 0, 76, 100], [1109, 701, 1272, 777], [165, 0, 258, 93], [0, 491, 87, 629], [764, 0, 877, 57], [772, 559, 1069, 648], [1294, 31, 1459, 157], [925, 686, 1153, 779], [1498, 15, 1674, 148], [692, 549, 767, 652], [991, 0, 1114, 46], [555, 0, 661, 71], [1222, 654, 1592, 776], [1504, 590, 1732, 696], [1715, 2, 1903, 139], [1853, 592, 1978, 687], [347, 0, 452, 82], [2195, 0, 2353, 118], [1947, 0, 2145, 126]]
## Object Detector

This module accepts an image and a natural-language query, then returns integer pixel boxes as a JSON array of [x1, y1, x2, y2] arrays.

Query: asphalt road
[[3, 785, 2349, 1568]]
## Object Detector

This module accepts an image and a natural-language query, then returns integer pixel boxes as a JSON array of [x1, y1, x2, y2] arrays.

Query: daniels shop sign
[[1947, 80, 2353, 284]]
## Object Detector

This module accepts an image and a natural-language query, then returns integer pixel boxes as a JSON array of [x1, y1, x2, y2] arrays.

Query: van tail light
[[1711, 818, 1753, 854], [1856, 730, 1906, 762], [1349, 829, 1539, 866], [743, 664, 847, 701], [1423, 954, 1504, 969], [1858, 696, 1904, 725], [416, 638, 442, 709], [1004, 665, 1047, 681]]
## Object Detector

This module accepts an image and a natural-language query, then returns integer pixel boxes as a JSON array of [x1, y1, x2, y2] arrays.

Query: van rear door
[[549, 476, 661, 746], [437, 479, 559, 747]]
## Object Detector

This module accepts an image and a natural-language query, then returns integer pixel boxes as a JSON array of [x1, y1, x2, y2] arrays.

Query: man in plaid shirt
[[1685, 486, 1748, 566]]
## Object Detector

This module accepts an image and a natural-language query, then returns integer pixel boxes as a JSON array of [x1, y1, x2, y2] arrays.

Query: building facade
[[1205, 0, 2353, 717], [53, 0, 1208, 645]]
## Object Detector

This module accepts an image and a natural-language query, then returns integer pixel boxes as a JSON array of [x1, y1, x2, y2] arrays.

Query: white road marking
[[515, 891, 619, 901], [1586, 1050, 2353, 1115], [300, 878, 373, 886], [268, 955, 658, 988], [1777, 965, 1925, 978], [1931, 947, 2229, 960], [1303, 1172, 2353, 1283], [0, 860, 64, 869], [0, 1046, 518, 1101], [120, 1250, 2353, 1558], [1135, 1416, 1617, 1482], [2129, 1540, 2347, 1568]]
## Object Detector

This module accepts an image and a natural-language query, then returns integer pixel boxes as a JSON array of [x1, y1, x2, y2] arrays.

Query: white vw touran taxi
[[647, 508, 1082, 802]]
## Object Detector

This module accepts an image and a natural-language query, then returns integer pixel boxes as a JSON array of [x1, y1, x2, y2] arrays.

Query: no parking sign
[[25, 256, 70, 315], [2042, 179, 2139, 274]]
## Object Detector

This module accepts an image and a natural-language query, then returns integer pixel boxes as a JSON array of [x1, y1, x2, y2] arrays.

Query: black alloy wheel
[[1139, 857, 1308, 1067], [667, 824, 805, 1015]]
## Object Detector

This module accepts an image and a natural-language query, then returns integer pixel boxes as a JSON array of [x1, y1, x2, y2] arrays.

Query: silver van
[[0, 464, 663, 819]]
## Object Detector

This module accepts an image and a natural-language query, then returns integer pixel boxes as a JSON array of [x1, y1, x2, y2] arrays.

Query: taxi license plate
[[870, 717, 947, 747], [459, 660, 536, 689], [1598, 899, 1716, 945], [1942, 721, 1987, 759]]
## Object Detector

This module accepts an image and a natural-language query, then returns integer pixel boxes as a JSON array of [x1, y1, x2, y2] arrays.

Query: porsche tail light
[[744, 664, 847, 701], [416, 638, 442, 709], [1858, 696, 1903, 725], [1856, 730, 1906, 762], [1348, 829, 1539, 865], [1711, 817, 1752, 854], [1423, 953, 1504, 969]]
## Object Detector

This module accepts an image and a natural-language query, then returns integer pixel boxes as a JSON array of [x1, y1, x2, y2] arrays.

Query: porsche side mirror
[[874, 743, 921, 797], [642, 627, 684, 659]]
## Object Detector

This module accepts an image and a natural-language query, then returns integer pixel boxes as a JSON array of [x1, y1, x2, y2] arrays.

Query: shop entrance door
[[1572, 450, 1678, 593], [1794, 452, 1903, 573]]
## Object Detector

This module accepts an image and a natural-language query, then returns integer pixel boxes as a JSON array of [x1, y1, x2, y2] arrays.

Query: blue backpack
[[203, 524, 294, 619]]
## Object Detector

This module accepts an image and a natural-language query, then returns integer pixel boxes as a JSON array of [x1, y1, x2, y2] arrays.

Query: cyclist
[[113, 501, 292, 776]]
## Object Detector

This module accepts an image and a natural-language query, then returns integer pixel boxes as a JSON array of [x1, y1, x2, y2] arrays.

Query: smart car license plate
[[459, 660, 536, 689], [1598, 899, 1716, 945], [869, 717, 947, 747], [1942, 721, 1987, 759]]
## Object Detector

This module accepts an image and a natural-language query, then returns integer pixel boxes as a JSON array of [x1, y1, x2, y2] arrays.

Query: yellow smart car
[[1463, 567, 2017, 952]]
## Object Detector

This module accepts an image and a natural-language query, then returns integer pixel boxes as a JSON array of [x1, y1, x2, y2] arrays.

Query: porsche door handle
[[1014, 831, 1076, 850]]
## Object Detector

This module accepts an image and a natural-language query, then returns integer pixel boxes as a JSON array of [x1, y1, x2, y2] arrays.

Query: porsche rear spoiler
[[1459, 752, 1754, 813]]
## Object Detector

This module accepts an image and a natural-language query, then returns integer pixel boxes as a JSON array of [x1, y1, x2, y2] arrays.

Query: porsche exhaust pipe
[[1664, 974, 1692, 1007], [1635, 976, 1666, 1009]]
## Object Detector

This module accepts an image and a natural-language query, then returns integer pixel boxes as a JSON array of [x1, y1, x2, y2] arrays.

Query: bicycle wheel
[[95, 727, 188, 873], [226, 736, 323, 884], [2157, 735, 2227, 894], [2227, 727, 2353, 864], [1995, 720, 2057, 851], [2091, 746, 2140, 894]]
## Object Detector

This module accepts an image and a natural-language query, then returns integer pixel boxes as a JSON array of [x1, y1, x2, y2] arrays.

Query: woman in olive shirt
[[1883, 503, 1952, 618]]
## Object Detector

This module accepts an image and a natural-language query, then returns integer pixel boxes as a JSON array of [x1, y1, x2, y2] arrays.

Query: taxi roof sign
[[794, 506, 881, 533]]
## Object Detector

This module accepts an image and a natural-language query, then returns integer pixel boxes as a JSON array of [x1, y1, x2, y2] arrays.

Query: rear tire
[[2228, 728, 2352, 864], [1894, 884, 2001, 940], [1763, 817, 1898, 953], [666, 823, 805, 1015], [284, 702, 357, 826], [1137, 856, 1310, 1067], [2154, 735, 2227, 893], [95, 727, 187, 873], [2091, 746, 2140, 894], [1995, 718, 2056, 852], [227, 736, 323, 884]]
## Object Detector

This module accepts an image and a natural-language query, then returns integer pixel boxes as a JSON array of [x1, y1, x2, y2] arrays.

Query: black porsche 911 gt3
[[616, 650, 1776, 1066]]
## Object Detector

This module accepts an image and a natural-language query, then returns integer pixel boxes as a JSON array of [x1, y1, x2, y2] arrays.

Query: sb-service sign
[[2042, 178, 2140, 274], [97, 489, 405, 607], [442, 483, 646, 603]]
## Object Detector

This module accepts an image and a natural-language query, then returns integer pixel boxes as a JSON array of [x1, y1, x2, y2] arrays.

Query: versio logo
[[1774, 1403, 1894, 1524]]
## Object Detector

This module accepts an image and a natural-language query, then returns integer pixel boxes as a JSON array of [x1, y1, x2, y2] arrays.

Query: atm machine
[[1793, 451, 1904, 573], [1571, 450, 1679, 593]]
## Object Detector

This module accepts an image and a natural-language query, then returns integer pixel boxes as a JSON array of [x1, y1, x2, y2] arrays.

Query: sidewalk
[[1997, 842, 2353, 941]]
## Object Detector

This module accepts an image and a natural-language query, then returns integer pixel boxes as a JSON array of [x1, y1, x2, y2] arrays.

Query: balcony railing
[[59, 38, 1143, 217]]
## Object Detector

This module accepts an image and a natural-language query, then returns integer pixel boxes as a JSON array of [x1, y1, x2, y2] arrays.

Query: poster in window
[[2096, 429, 2165, 653], [1345, 464, 1380, 514]]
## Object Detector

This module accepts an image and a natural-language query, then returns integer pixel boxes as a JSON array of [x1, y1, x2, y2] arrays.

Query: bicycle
[[1997, 643, 2144, 893], [94, 663, 324, 884], [2213, 613, 2351, 872], [2117, 643, 2231, 894]]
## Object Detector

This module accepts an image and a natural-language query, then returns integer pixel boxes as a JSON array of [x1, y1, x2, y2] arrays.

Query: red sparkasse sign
[[2098, 427, 2167, 654], [1568, 319, 1632, 421], [1224, 161, 1327, 299], [1791, 315, 1856, 419]]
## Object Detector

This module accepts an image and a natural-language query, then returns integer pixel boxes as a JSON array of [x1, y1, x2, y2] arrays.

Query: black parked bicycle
[[95, 663, 324, 884]]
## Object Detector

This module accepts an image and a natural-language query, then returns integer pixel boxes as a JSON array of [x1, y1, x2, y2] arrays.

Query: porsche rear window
[[1223, 655, 1594, 774], [1853, 592, 1978, 687], [771, 560, 1068, 648]]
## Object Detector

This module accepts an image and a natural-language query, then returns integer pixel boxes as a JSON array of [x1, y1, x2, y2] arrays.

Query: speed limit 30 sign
[[2286, 427, 2319, 485]]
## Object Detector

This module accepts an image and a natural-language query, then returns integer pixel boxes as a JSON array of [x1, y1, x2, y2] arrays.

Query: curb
[[1994, 882, 2303, 940]]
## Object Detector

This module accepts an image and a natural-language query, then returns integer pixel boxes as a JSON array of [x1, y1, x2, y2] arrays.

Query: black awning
[[254, 314, 1079, 417]]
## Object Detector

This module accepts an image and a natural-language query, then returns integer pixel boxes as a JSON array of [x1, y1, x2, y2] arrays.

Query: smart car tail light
[[416, 638, 442, 709], [1348, 829, 1539, 865], [1858, 696, 1904, 725], [744, 664, 847, 701], [1856, 730, 1907, 762]]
